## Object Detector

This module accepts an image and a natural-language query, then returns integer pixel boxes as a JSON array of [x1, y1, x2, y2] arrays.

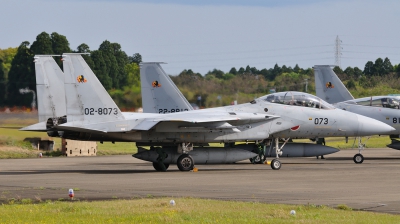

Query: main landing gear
[[250, 142, 266, 164], [177, 143, 194, 171], [152, 143, 195, 172]]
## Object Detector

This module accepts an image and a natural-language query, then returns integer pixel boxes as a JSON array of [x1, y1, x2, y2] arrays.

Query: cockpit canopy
[[343, 96, 400, 109], [257, 91, 335, 109]]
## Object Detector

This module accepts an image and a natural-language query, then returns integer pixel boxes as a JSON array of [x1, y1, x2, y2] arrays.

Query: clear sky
[[1, 0, 399, 75]]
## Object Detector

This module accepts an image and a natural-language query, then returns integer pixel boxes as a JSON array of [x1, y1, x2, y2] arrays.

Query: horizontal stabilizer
[[20, 121, 47, 132]]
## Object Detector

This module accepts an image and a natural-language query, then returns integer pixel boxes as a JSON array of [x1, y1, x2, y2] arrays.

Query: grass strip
[[0, 198, 398, 223]]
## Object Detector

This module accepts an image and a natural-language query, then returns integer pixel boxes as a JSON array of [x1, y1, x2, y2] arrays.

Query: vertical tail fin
[[314, 65, 354, 104], [140, 62, 193, 113], [62, 53, 125, 123], [34, 55, 66, 122]]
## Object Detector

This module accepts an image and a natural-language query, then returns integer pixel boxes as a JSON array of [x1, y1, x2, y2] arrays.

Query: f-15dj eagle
[[22, 55, 394, 171]]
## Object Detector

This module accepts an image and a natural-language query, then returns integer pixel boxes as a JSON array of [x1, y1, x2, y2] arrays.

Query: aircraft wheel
[[250, 155, 263, 164], [271, 159, 281, 170], [152, 162, 170, 171], [353, 153, 364, 164], [177, 154, 194, 171], [255, 155, 264, 164]]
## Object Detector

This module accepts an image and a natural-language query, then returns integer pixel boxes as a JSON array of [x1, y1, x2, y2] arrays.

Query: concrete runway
[[1, 148, 400, 214]]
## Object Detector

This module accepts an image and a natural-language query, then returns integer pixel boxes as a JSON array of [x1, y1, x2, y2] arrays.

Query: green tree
[[223, 73, 235, 80], [7, 41, 35, 106], [125, 62, 140, 87], [207, 69, 224, 79], [77, 43, 91, 53], [90, 50, 112, 89], [245, 65, 251, 74], [333, 66, 343, 75], [113, 47, 129, 88], [98, 41, 118, 88], [238, 67, 245, 74], [270, 63, 281, 80], [89, 41, 129, 90], [344, 66, 354, 78], [374, 58, 384, 76], [250, 66, 258, 74], [177, 69, 202, 83], [346, 79, 356, 90], [0, 59, 5, 105], [363, 61, 374, 76], [128, 53, 142, 64], [0, 47, 18, 78], [382, 57, 393, 75], [51, 32, 71, 68], [353, 67, 363, 79], [302, 68, 313, 76], [396, 64, 400, 77], [51, 32, 71, 55], [281, 65, 290, 73], [259, 68, 270, 80], [30, 32, 53, 55], [229, 67, 237, 75], [293, 64, 300, 73], [76, 43, 95, 72]]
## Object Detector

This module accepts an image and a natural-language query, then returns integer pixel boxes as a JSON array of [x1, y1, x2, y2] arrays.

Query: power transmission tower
[[334, 35, 342, 68]]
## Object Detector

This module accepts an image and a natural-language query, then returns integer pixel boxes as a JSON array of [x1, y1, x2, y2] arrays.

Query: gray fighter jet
[[138, 62, 344, 162], [315, 65, 400, 163], [140, 62, 395, 166], [21, 55, 395, 172]]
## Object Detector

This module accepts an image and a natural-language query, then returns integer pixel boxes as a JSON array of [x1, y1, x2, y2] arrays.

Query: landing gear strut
[[250, 142, 266, 164], [269, 137, 290, 170], [352, 137, 369, 164], [154, 147, 169, 171]]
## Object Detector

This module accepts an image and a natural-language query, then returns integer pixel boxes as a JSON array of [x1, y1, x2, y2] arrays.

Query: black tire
[[255, 155, 264, 164], [271, 159, 281, 170], [177, 154, 194, 171], [152, 162, 170, 171], [353, 153, 364, 164], [250, 155, 263, 164]]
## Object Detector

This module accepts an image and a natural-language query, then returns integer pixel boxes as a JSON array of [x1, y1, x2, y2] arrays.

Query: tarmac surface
[[1, 148, 400, 214]]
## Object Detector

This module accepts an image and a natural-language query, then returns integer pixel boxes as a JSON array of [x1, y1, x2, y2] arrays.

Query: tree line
[[0, 31, 400, 109], [0, 32, 142, 107]]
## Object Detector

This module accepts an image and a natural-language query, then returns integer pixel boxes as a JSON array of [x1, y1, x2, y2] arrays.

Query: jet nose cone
[[357, 114, 395, 136]]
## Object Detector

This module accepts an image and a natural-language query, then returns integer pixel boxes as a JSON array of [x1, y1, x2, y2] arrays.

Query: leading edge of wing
[[160, 111, 280, 124]]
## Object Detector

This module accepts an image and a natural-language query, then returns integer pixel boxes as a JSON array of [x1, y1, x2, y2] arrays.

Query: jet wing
[[159, 111, 278, 124], [55, 112, 280, 133]]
